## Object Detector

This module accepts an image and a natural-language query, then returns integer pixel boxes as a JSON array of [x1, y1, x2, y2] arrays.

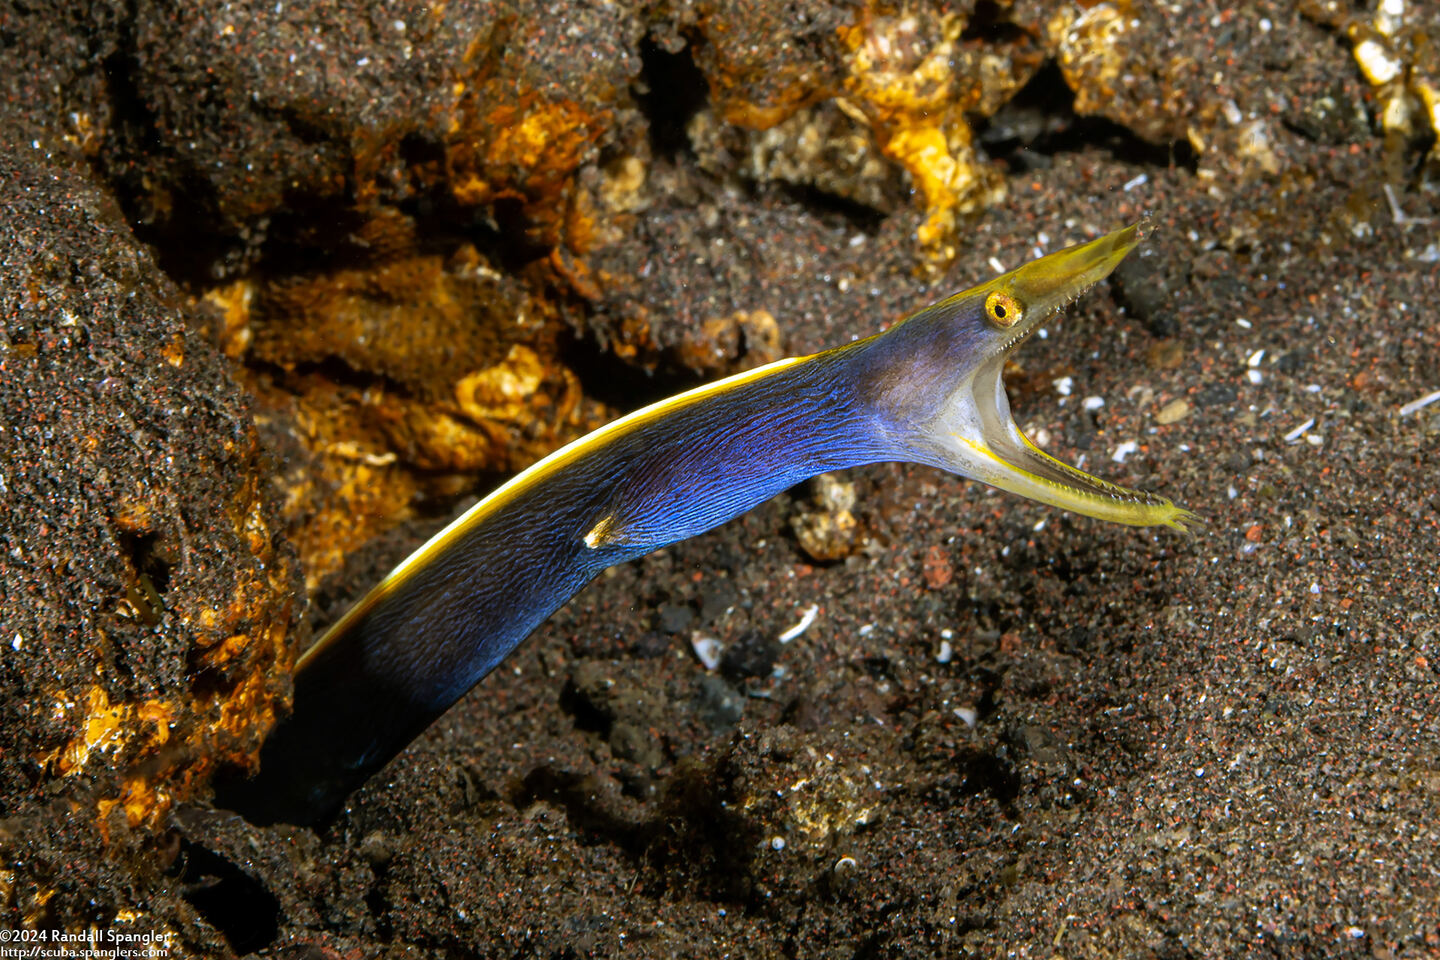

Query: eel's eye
[[985, 291, 1022, 328]]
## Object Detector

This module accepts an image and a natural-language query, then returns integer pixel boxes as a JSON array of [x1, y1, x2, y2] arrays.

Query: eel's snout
[[1004, 221, 1144, 323]]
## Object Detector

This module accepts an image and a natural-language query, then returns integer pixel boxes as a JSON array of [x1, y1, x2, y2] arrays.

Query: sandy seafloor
[[0, 1, 1438, 958]]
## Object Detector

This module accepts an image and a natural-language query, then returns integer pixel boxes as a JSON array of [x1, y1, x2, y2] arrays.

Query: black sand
[[1, 1, 1437, 957]]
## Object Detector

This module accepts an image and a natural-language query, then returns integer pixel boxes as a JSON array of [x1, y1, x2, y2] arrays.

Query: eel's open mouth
[[939, 224, 1198, 530], [963, 356, 1198, 529]]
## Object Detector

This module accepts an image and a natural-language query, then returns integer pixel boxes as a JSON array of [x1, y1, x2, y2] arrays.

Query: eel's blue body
[[215, 224, 1193, 825]]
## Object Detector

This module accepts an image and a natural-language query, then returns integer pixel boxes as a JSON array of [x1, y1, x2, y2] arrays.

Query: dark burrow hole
[[119, 531, 174, 595], [254, 354, 389, 396], [245, 202, 400, 279], [247, 187, 537, 281], [176, 840, 280, 954], [976, 61, 1198, 174], [558, 678, 614, 738], [511, 766, 641, 844], [776, 182, 888, 234], [963, 751, 1021, 803], [960, 0, 1032, 44], [97, 46, 214, 286], [399, 131, 447, 180], [557, 328, 704, 413], [636, 38, 708, 157], [117, 529, 175, 625], [919, 748, 1018, 808], [485, 195, 556, 270]]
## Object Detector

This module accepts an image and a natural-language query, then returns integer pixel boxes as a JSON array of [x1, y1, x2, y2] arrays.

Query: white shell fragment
[[1283, 418, 1315, 443], [1398, 389, 1440, 417], [691, 634, 723, 670], [778, 604, 819, 644]]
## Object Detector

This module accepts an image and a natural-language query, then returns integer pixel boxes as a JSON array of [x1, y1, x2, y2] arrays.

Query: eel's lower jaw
[[948, 363, 1199, 531]]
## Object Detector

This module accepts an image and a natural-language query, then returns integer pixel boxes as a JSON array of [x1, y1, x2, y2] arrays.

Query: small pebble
[[691, 635, 723, 670], [922, 544, 953, 589], [1147, 339, 1184, 369], [1355, 38, 1401, 84], [1156, 398, 1190, 424]]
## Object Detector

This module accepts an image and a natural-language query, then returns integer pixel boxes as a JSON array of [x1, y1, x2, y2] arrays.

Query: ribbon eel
[[215, 223, 1195, 825]]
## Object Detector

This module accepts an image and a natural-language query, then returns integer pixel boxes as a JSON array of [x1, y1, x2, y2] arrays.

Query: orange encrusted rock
[[0, 133, 303, 841]]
